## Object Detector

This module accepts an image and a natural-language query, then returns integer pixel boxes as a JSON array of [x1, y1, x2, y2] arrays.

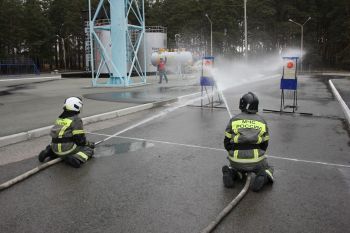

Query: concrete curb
[[321, 72, 350, 77], [0, 92, 202, 148], [329, 80, 350, 126], [0, 75, 61, 82]]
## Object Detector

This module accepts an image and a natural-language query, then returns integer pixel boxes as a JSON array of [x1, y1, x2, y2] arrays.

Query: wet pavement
[[84, 85, 200, 104], [0, 74, 350, 233], [0, 74, 199, 136]]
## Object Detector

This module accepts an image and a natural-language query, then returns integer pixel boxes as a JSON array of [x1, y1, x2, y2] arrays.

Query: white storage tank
[[138, 26, 167, 72], [86, 24, 167, 74], [94, 30, 112, 74], [151, 51, 193, 71]]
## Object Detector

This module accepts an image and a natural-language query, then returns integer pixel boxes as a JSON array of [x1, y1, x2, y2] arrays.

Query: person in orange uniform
[[157, 57, 168, 84]]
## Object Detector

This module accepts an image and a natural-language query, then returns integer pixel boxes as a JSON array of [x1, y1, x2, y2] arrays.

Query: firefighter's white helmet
[[63, 97, 83, 112]]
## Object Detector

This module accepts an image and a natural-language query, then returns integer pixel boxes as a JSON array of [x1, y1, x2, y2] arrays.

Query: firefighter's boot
[[222, 165, 235, 188], [252, 168, 274, 192], [38, 145, 54, 162]]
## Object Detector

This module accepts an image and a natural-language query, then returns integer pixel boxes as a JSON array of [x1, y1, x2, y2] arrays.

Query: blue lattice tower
[[88, 0, 146, 87]]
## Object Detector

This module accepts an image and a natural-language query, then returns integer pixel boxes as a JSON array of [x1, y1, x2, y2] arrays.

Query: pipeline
[[200, 173, 252, 233]]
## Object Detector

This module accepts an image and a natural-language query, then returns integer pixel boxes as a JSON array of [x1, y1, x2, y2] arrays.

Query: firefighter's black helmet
[[239, 92, 259, 113]]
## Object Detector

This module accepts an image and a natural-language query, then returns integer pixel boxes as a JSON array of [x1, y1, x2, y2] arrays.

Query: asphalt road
[[0, 74, 349, 233], [0, 74, 199, 136]]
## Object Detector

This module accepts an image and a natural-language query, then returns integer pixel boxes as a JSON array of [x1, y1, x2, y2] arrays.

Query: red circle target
[[287, 61, 294, 68]]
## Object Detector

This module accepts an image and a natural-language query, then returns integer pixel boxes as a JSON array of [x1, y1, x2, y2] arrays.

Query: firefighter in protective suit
[[38, 97, 95, 168], [223, 92, 274, 192]]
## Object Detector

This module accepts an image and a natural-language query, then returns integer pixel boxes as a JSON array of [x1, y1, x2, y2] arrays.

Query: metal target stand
[[187, 56, 224, 110], [199, 56, 222, 108], [280, 57, 298, 112], [263, 56, 312, 116]]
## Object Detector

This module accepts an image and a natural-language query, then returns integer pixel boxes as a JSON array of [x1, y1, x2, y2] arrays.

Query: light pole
[[288, 17, 311, 72], [244, 0, 248, 61], [205, 13, 213, 56], [175, 34, 180, 49]]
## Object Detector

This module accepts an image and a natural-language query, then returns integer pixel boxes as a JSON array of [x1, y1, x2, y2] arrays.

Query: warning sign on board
[[284, 59, 296, 79]]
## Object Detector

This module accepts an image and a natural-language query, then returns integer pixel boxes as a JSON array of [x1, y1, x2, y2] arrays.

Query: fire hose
[[200, 173, 252, 233], [0, 140, 104, 191]]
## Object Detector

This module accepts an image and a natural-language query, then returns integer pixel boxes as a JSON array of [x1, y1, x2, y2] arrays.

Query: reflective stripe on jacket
[[50, 114, 85, 156], [224, 112, 269, 163]]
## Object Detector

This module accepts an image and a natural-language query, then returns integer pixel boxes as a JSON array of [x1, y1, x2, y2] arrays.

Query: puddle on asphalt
[[94, 141, 155, 157], [83, 85, 199, 103]]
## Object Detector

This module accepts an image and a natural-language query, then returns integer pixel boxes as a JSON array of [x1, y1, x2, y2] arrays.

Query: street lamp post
[[175, 34, 180, 49], [288, 17, 311, 72], [205, 13, 213, 56], [244, 0, 248, 60]]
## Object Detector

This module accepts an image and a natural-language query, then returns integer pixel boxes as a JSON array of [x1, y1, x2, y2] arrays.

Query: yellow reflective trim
[[233, 134, 239, 143], [77, 151, 89, 161], [231, 122, 239, 134], [229, 155, 266, 163], [225, 131, 232, 138], [232, 119, 266, 132], [234, 150, 239, 160], [72, 130, 85, 135], [56, 118, 73, 153], [55, 118, 73, 126], [257, 133, 262, 144], [257, 127, 266, 144], [254, 149, 259, 159], [264, 135, 270, 141], [265, 169, 274, 180], [55, 144, 77, 156], [232, 119, 266, 144]]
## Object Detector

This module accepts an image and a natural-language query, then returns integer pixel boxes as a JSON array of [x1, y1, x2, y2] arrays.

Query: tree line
[[0, 0, 349, 72]]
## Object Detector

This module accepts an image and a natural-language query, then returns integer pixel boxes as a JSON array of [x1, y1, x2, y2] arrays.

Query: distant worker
[[38, 97, 95, 168], [222, 92, 274, 192], [157, 57, 168, 84]]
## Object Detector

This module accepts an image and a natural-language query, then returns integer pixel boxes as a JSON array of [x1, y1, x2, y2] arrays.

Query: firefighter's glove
[[86, 141, 95, 149]]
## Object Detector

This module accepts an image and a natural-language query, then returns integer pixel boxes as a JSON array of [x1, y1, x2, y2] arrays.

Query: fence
[[0, 58, 39, 75]]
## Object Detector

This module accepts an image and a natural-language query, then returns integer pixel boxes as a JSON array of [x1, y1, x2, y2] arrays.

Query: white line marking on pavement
[[0, 76, 61, 82], [87, 132, 350, 168]]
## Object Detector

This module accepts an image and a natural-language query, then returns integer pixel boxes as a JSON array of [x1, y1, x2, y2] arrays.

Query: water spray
[[217, 89, 232, 118]]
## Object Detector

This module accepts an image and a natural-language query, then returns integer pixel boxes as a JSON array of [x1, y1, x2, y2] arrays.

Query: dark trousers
[[39, 145, 93, 168], [158, 70, 168, 83], [229, 159, 273, 176]]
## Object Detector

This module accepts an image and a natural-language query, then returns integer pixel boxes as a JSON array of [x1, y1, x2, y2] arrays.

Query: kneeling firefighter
[[38, 97, 95, 168], [223, 92, 274, 192]]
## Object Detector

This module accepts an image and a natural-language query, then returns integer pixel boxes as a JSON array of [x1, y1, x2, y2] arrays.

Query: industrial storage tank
[[94, 30, 112, 74], [85, 24, 167, 74], [151, 51, 193, 71], [138, 26, 167, 73]]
